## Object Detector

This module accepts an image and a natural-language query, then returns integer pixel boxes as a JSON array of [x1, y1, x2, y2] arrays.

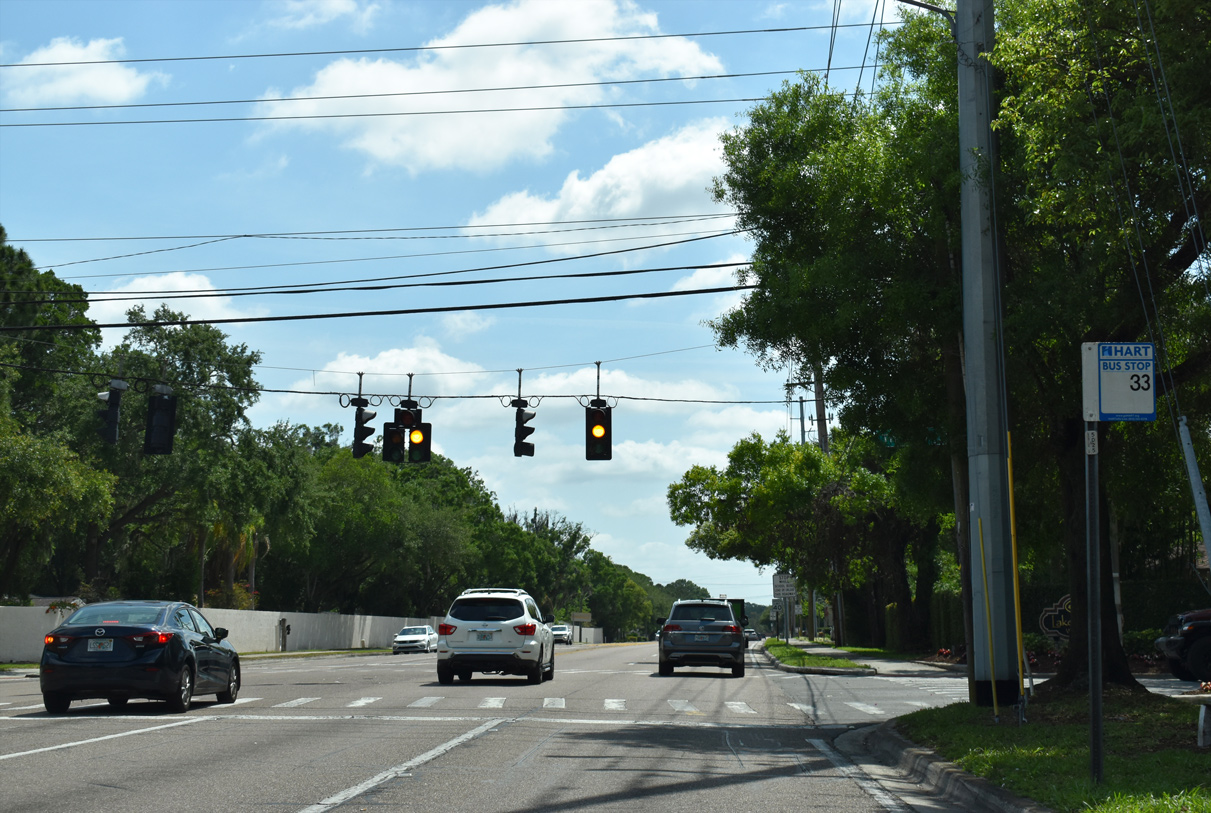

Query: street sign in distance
[[773, 572, 797, 599], [1081, 342, 1156, 422]]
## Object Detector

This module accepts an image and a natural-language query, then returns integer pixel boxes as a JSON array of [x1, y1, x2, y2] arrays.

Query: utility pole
[[956, 0, 1016, 708]]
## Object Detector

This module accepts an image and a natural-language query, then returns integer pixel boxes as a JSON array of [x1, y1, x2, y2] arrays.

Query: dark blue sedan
[[40, 600, 240, 714]]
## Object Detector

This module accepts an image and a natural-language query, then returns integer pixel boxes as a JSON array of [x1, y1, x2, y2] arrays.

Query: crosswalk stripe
[[543, 697, 565, 709], [230, 697, 260, 706], [789, 702, 815, 716], [479, 697, 506, 709], [724, 701, 756, 714], [603, 699, 626, 710], [274, 697, 319, 708], [667, 699, 699, 713], [408, 696, 443, 708], [845, 701, 886, 716], [347, 697, 381, 708]]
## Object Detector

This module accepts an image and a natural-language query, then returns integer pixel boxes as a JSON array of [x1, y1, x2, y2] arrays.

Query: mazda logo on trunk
[[95, 628, 105, 636]]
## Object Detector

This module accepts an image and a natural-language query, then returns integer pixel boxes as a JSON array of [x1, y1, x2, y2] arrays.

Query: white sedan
[[392, 625, 439, 654]]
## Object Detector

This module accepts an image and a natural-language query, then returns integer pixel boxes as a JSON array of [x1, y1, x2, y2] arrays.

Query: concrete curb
[[838, 722, 1056, 813]]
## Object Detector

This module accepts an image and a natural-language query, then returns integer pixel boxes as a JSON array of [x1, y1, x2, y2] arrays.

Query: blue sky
[[1, 0, 903, 605]]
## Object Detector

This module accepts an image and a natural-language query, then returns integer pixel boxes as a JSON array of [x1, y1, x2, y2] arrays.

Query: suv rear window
[[669, 604, 733, 622], [449, 598, 525, 621]]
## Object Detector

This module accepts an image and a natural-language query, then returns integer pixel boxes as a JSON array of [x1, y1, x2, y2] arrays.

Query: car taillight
[[438, 624, 456, 636], [45, 634, 71, 647], [722, 625, 741, 634], [129, 631, 175, 646], [662, 624, 682, 633], [514, 623, 537, 636]]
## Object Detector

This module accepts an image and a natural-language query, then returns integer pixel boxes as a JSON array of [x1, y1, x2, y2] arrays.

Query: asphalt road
[[0, 643, 990, 813]]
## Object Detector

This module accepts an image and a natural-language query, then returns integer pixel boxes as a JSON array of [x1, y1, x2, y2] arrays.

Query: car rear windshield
[[66, 605, 165, 626], [449, 598, 525, 621], [399, 627, 428, 635], [669, 604, 733, 623]]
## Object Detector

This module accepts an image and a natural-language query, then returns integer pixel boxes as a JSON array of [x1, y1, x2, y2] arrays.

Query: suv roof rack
[[459, 587, 528, 596]]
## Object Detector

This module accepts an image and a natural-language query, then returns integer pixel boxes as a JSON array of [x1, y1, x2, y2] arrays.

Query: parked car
[[658, 598, 747, 678], [392, 625, 439, 654], [549, 623, 573, 645], [1155, 608, 1211, 681], [436, 588, 555, 684], [40, 600, 240, 714], [744, 628, 761, 641]]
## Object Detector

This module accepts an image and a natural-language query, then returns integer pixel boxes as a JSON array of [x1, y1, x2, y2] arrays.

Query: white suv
[[436, 588, 555, 684]]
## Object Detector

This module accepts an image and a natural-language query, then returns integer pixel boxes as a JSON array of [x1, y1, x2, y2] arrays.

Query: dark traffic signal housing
[[382, 423, 407, 463], [143, 388, 178, 455], [585, 400, 611, 460], [351, 397, 376, 459], [408, 422, 432, 463], [512, 399, 535, 457], [96, 379, 128, 444]]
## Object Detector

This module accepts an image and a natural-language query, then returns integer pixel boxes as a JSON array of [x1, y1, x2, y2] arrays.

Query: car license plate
[[87, 639, 113, 652], [694, 634, 709, 642], [476, 632, 493, 641]]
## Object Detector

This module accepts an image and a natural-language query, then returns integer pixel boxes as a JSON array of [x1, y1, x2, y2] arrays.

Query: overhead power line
[[0, 284, 756, 333], [0, 25, 892, 69], [0, 70, 804, 114], [0, 96, 765, 128], [10, 213, 733, 243]]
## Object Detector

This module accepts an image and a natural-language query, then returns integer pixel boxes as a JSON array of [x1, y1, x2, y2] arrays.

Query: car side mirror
[[741, 615, 749, 626], [544, 613, 555, 623], [214, 627, 229, 641], [656, 618, 666, 626]]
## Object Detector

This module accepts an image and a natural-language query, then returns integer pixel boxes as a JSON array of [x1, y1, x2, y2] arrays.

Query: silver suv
[[436, 588, 555, 684], [658, 598, 747, 677]]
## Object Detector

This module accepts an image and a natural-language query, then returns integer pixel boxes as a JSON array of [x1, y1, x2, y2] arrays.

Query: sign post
[[1080, 342, 1155, 784]]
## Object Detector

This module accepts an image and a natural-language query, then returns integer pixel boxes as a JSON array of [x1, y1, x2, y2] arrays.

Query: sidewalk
[[761, 639, 1051, 813]]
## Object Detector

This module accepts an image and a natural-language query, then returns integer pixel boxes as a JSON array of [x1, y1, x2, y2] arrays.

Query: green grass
[[896, 687, 1211, 813], [763, 639, 870, 669], [0, 663, 37, 671]]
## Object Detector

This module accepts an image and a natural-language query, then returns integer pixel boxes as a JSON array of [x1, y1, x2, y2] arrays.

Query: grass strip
[[895, 687, 1210, 813], [763, 639, 870, 669]]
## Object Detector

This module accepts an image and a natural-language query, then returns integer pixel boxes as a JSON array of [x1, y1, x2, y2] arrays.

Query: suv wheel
[[1187, 637, 1211, 681], [1167, 658, 1197, 682], [543, 651, 555, 682], [527, 649, 544, 684], [659, 661, 673, 677], [437, 664, 454, 685], [731, 660, 746, 678]]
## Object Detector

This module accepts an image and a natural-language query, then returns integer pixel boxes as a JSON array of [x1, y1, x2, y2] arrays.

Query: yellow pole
[[1007, 432, 1025, 699], [978, 518, 999, 719]]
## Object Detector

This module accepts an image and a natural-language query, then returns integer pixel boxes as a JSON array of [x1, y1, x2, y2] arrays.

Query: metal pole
[[1086, 423, 1103, 783], [957, 0, 1015, 708]]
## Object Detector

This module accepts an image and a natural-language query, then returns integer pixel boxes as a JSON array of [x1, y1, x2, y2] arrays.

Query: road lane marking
[[844, 702, 886, 716], [408, 696, 442, 708], [479, 697, 506, 709], [542, 697, 564, 709], [5, 700, 107, 712], [347, 697, 381, 708], [667, 700, 699, 713], [788, 702, 816, 716], [0, 718, 201, 761], [808, 738, 912, 812], [274, 697, 320, 708], [603, 699, 626, 710], [230, 697, 260, 705], [725, 701, 756, 714], [296, 718, 504, 813]]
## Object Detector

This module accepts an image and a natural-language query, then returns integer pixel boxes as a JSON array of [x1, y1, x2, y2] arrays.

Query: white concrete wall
[[0, 605, 439, 663]]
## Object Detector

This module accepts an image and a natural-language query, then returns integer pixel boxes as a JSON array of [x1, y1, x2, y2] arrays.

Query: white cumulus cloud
[[256, 0, 722, 172], [4, 37, 168, 106]]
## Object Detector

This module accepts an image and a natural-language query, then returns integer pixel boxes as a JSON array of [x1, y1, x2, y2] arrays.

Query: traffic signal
[[382, 422, 407, 463], [352, 397, 376, 459], [96, 379, 128, 444], [143, 390, 178, 455], [408, 422, 432, 463], [585, 402, 611, 460], [395, 405, 422, 430], [512, 399, 535, 457]]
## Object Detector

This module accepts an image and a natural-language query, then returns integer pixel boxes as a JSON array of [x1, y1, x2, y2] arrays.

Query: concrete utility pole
[[956, 0, 1017, 707]]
